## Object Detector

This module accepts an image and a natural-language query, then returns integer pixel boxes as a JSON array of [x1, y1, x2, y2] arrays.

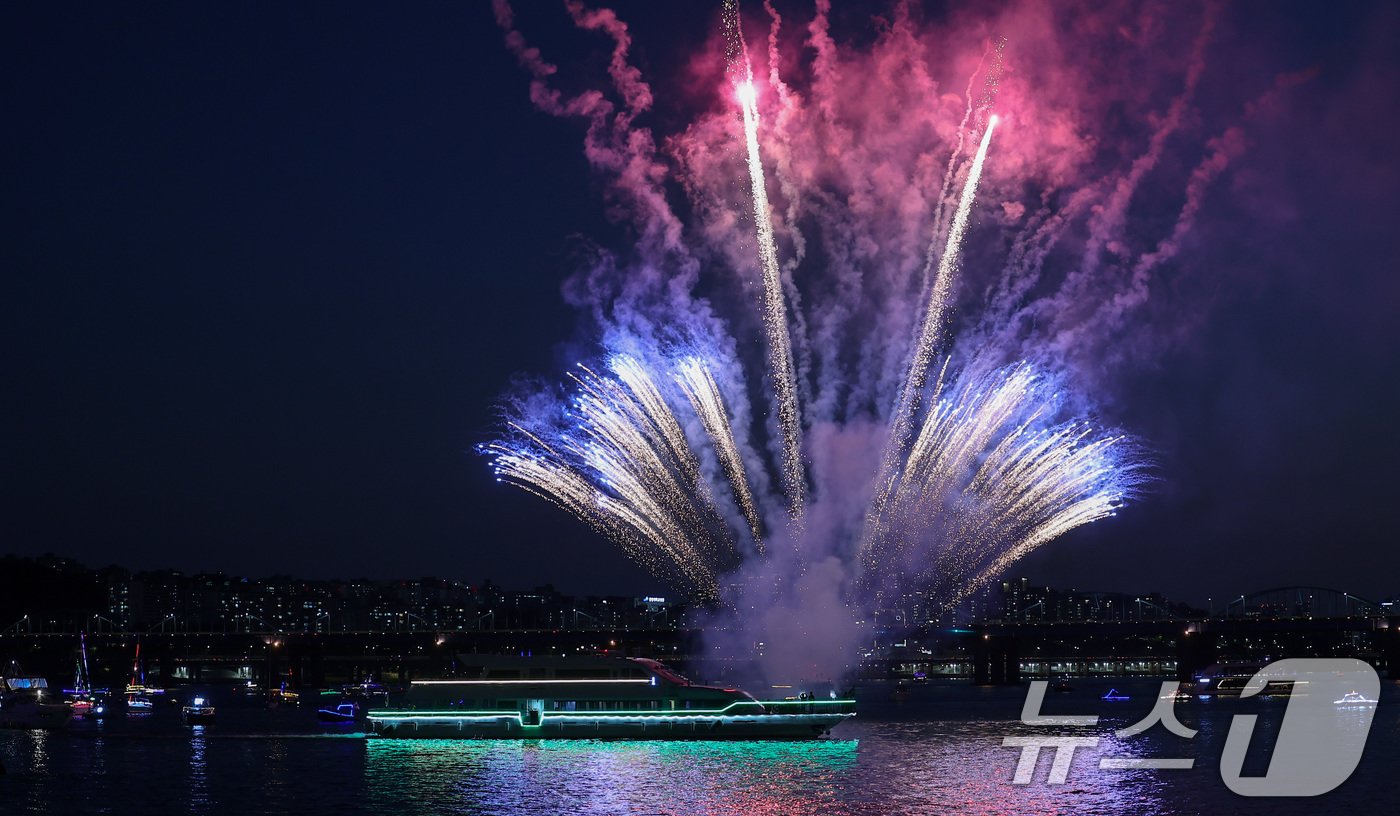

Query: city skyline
[[3, 553, 1392, 637]]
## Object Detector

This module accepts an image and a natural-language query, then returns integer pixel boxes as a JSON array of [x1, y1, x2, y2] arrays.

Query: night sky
[[4, 1, 1398, 603]]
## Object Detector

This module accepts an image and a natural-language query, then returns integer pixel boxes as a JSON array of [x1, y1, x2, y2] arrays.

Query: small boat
[[342, 680, 389, 700], [1102, 688, 1130, 701], [317, 701, 361, 724], [125, 689, 155, 713], [1333, 691, 1378, 708], [182, 696, 216, 724], [0, 676, 73, 730], [266, 682, 300, 708], [124, 641, 162, 714]]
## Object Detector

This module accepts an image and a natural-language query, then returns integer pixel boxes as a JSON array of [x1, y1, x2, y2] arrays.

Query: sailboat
[[125, 641, 158, 713], [65, 632, 101, 717]]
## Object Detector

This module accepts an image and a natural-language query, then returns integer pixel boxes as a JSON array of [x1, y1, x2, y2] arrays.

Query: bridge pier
[[1176, 627, 1216, 682], [973, 634, 1020, 685]]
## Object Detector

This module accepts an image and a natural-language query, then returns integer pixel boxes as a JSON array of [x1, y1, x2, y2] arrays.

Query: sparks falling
[[482, 2, 1177, 611]]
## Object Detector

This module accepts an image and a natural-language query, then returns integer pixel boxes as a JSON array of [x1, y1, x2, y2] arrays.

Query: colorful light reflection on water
[[361, 722, 1174, 816], [0, 680, 1396, 815], [366, 738, 858, 815]]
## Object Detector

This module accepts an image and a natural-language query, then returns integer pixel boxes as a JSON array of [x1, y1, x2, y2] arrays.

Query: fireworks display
[[480, 0, 1247, 617]]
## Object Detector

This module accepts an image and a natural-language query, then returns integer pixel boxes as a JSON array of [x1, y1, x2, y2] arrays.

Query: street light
[[2, 615, 29, 635]]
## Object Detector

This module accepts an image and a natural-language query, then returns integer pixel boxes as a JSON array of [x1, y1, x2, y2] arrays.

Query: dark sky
[[3, 2, 1398, 603]]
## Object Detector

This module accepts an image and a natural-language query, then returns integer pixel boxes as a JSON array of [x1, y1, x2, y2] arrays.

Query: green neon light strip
[[411, 679, 653, 686], [366, 712, 853, 726], [367, 699, 855, 724]]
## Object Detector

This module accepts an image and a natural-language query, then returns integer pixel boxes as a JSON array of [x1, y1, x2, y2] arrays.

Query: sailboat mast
[[130, 641, 141, 689]]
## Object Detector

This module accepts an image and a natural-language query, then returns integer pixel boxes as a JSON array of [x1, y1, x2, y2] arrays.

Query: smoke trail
[[1094, 69, 1319, 338]]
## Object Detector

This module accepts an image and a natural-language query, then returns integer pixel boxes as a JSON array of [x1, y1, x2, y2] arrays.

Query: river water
[[1, 678, 1395, 815]]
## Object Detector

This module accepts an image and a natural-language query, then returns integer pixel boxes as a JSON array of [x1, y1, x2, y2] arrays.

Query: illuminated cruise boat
[[367, 657, 854, 740], [1193, 662, 1303, 698]]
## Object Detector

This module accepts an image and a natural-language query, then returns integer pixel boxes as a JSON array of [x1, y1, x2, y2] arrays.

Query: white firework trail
[[675, 356, 764, 552], [861, 362, 1141, 600], [738, 76, 805, 521], [925, 44, 988, 276], [869, 116, 1001, 533], [486, 356, 741, 599]]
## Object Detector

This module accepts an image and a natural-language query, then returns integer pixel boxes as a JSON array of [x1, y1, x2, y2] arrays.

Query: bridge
[[0, 628, 693, 690], [1222, 586, 1384, 618]]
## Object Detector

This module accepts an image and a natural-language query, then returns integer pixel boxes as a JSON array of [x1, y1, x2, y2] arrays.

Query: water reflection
[[25, 728, 49, 773], [363, 726, 1178, 816], [366, 693, 1366, 816], [189, 726, 209, 813], [26, 730, 51, 815], [0, 679, 1393, 815], [261, 738, 291, 803], [367, 739, 859, 815], [854, 720, 1174, 816]]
